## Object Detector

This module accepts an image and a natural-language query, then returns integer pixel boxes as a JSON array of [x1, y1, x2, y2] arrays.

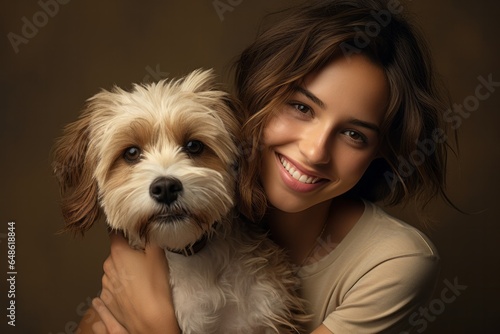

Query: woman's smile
[[276, 153, 329, 192]]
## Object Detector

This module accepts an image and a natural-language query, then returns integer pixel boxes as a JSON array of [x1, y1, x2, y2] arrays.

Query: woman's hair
[[233, 0, 454, 223]]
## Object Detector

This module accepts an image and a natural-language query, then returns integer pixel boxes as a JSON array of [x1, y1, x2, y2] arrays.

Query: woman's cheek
[[263, 114, 297, 145]]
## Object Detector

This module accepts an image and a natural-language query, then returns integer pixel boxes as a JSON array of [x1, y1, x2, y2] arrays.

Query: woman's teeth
[[279, 156, 321, 184]]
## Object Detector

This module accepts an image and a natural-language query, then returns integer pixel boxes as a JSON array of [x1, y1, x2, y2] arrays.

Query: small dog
[[53, 69, 307, 333]]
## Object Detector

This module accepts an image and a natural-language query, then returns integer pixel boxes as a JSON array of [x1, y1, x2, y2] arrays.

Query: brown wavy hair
[[233, 0, 454, 223]]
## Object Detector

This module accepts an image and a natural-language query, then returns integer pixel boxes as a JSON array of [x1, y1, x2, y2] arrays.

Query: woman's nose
[[299, 127, 332, 165]]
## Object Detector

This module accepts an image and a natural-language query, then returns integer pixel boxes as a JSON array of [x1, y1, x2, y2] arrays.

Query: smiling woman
[[230, 1, 452, 332], [86, 1, 457, 333]]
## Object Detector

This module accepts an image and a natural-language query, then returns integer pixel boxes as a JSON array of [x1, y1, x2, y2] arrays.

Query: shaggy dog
[[53, 69, 306, 333]]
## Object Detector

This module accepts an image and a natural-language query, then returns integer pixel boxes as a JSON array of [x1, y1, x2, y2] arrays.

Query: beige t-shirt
[[297, 201, 439, 333]]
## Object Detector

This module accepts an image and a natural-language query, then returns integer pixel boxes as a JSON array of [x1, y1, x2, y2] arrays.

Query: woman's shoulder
[[357, 200, 439, 260], [301, 199, 439, 277]]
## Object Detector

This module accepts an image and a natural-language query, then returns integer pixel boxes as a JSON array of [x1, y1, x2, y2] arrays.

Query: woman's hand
[[93, 232, 180, 334]]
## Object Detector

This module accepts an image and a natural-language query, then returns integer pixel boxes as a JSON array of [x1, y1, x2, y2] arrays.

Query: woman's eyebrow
[[347, 118, 380, 133], [293, 86, 326, 109]]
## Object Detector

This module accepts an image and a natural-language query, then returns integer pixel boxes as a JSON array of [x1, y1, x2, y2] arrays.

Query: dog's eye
[[184, 140, 204, 155], [123, 147, 142, 163]]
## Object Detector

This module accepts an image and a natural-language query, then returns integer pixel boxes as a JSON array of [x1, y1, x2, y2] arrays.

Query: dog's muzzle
[[150, 176, 183, 205]]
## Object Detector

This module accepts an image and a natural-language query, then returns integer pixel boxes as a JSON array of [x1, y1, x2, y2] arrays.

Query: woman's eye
[[185, 140, 204, 155], [292, 103, 311, 114], [123, 147, 142, 163], [343, 130, 367, 144]]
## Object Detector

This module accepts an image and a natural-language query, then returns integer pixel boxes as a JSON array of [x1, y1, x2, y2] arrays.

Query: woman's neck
[[264, 199, 333, 264]]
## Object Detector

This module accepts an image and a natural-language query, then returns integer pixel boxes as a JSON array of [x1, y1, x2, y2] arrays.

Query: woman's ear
[[52, 108, 100, 235]]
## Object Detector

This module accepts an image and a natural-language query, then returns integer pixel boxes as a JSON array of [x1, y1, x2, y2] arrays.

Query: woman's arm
[[85, 233, 340, 334], [86, 232, 180, 334]]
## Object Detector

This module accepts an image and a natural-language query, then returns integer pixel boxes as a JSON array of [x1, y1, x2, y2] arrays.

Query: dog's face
[[53, 69, 240, 249]]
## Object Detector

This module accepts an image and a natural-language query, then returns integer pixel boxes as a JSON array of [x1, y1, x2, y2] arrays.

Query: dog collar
[[166, 232, 209, 256]]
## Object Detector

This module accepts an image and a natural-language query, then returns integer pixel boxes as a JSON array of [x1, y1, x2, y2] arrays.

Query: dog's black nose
[[150, 177, 183, 205]]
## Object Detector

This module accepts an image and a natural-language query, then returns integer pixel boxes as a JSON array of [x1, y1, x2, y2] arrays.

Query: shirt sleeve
[[322, 254, 440, 334]]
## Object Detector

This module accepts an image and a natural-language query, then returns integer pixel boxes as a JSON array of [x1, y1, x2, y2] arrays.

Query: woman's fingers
[[92, 298, 129, 334]]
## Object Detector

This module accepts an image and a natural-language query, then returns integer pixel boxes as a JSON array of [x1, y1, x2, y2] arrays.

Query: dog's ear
[[180, 68, 217, 93], [52, 107, 100, 235]]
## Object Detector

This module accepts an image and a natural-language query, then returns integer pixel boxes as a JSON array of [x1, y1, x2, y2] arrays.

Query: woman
[[85, 0, 454, 332]]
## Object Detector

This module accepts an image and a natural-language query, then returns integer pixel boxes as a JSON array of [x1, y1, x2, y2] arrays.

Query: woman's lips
[[276, 153, 327, 192], [278, 154, 322, 184]]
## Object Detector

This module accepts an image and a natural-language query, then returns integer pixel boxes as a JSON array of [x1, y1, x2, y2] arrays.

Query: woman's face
[[260, 55, 389, 213]]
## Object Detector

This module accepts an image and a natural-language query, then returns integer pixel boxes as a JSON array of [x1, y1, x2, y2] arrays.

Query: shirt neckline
[[298, 199, 373, 278]]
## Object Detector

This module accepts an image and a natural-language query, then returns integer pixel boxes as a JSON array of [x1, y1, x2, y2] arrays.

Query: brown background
[[1, 0, 499, 333]]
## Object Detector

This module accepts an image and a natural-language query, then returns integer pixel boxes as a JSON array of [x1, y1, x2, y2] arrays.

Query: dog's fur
[[53, 69, 307, 333]]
